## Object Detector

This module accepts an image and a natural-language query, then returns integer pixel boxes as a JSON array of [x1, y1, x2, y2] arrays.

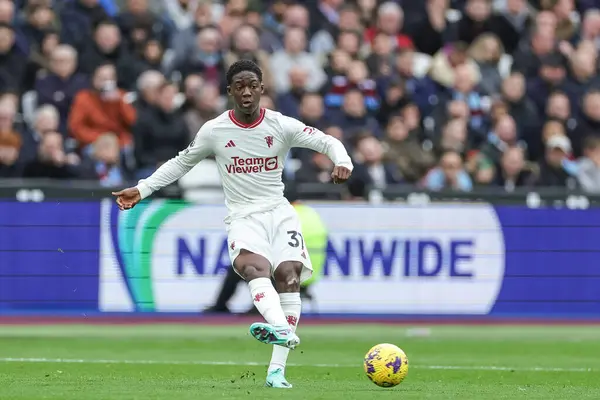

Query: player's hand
[[112, 187, 141, 211], [331, 166, 352, 184]]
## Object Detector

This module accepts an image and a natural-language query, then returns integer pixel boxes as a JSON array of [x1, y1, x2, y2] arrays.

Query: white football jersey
[[136, 108, 353, 221]]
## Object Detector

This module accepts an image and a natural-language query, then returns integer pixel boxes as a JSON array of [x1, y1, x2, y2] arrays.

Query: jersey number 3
[[287, 230, 304, 249]]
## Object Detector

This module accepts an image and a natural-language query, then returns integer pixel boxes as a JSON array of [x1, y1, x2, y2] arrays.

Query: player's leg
[[233, 250, 287, 326], [235, 251, 301, 349], [227, 217, 298, 348], [264, 206, 314, 388], [266, 261, 303, 388]]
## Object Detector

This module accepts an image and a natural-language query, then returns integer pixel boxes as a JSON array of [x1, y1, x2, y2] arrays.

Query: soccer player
[[112, 60, 353, 388]]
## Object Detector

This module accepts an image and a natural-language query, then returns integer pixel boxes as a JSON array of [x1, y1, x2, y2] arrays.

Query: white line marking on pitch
[[0, 357, 594, 373]]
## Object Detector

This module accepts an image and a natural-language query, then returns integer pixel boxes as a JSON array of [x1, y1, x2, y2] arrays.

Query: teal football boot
[[265, 368, 292, 388], [249, 322, 300, 349]]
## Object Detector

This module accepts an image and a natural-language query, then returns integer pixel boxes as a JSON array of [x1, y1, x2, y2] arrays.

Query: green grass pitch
[[0, 324, 599, 399]]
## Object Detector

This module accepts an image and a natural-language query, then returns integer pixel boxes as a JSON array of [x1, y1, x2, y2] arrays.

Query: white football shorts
[[226, 203, 313, 283]]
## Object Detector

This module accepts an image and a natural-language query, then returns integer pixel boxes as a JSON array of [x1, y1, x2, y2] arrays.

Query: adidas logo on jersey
[[225, 140, 236, 148]]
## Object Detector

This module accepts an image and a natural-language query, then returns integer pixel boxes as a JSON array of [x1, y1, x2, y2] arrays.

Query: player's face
[[228, 71, 264, 114]]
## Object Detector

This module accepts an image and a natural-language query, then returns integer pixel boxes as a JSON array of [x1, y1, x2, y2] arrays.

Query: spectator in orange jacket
[[68, 62, 136, 150]]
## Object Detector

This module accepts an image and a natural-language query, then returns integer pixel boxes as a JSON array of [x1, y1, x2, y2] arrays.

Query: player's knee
[[274, 262, 302, 292], [234, 250, 271, 281], [240, 265, 270, 281]]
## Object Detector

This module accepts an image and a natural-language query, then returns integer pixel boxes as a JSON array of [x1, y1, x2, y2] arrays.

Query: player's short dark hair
[[226, 59, 263, 85]]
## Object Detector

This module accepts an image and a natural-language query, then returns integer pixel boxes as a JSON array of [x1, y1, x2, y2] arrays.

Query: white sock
[[268, 292, 301, 374], [248, 278, 288, 326]]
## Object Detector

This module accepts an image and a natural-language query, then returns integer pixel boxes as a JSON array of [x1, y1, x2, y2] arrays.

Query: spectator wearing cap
[[35, 45, 89, 135], [422, 149, 473, 192], [0, 23, 26, 93], [69, 63, 136, 149], [60, 0, 110, 51], [78, 20, 138, 90], [0, 98, 22, 177], [537, 133, 578, 187], [364, 2, 413, 51], [270, 27, 326, 94], [133, 82, 189, 180], [526, 53, 575, 114], [577, 136, 600, 193]]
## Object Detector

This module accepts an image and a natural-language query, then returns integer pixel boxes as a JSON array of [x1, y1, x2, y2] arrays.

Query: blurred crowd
[[2, 0, 600, 197]]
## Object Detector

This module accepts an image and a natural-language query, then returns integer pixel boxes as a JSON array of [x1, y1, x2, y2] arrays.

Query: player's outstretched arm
[[282, 116, 353, 183], [113, 123, 214, 210]]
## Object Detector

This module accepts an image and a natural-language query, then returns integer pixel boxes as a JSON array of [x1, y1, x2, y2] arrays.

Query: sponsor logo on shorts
[[226, 156, 278, 174]]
